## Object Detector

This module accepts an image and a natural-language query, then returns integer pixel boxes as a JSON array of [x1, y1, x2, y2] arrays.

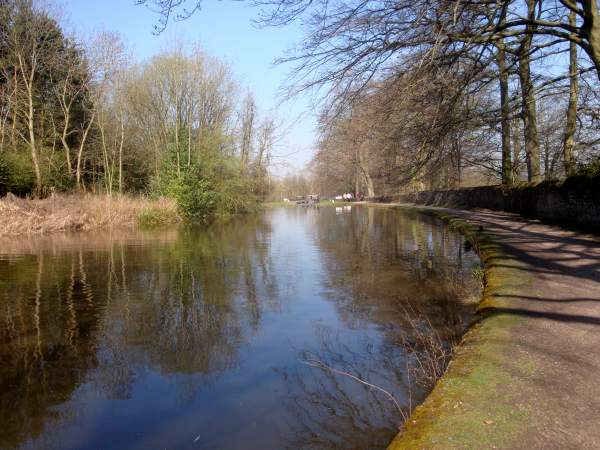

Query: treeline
[[0, 0, 274, 216], [269, 172, 315, 200], [253, 0, 600, 197]]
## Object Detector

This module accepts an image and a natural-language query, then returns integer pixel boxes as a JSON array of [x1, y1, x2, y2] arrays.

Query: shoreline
[[379, 202, 600, 449], [0, 193, 180, 237], [373, 203, 532, 449]]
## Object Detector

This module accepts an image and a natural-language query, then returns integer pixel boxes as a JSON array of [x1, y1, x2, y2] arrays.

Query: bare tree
[[239, 93, 256, 170], [52, 41, 94, 183], [495, 7, 514, 185], [8, 5, 61, 195], [563, 9, 579, 176], [517, 0, 541, 182], [87, 31, 128, 194]]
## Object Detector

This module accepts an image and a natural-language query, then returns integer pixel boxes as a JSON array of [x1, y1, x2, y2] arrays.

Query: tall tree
[[517, 0, 541, 182], [563, 9, 579, 176], [239, 93, 256, 170]]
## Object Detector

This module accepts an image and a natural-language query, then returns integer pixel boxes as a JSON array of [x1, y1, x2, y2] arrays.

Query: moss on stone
[[371, 204, 538, 450]]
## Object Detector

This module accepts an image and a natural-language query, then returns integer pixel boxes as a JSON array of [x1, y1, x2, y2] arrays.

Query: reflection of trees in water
[[0, 215, 277, 448], [279, 326, 422, 450], [109, 217, 277, 378], [278, 207, 481, 448], [0, 249, 103, 449], [315, 207, 479, 339]]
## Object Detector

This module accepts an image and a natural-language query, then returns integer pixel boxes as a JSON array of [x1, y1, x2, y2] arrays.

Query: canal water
[[0, 206, 480, 450]]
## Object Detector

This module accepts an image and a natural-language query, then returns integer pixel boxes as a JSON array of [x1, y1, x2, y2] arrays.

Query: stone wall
[[373, 176, 600, 229]]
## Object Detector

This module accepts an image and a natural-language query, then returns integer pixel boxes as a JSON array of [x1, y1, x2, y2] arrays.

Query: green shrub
[[174, 171, 220, 219], [0, 152, 36, 196], [147, 148, 261, 220], [41, 150, 74, 192], [137, 206, 178, 227], [148, 156, 182, 198], [0, 157, 10, 196], [577, 157, 600, 179], [563, 157, 600, 195], [171, 159, 260, 220], [217, 172, 260, 215]]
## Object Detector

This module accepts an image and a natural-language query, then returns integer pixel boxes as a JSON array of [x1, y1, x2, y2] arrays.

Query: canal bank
[[377, 203, 600, 449]]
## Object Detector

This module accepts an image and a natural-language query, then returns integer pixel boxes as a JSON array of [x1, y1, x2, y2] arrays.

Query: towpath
[[388, 205, 600, 449]]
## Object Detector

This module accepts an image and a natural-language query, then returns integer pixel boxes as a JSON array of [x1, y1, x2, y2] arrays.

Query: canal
[[0, 206, 480, 450]]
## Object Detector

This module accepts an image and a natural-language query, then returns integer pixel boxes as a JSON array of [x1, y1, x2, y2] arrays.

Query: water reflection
[[314, 207, 476, 335], [0, 217, 276, 449], [278, 325, 409, 450], [0, 208, 479, 450], [276, 207, 479, 449]]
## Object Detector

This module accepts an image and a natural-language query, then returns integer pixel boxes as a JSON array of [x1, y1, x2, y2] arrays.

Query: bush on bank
[[1, 145, 263, 224], [152, 156, 260, 220], [0, 153, 37, 197]]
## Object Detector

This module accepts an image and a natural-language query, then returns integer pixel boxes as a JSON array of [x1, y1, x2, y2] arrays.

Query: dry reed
[[0, 193, 179, 236]]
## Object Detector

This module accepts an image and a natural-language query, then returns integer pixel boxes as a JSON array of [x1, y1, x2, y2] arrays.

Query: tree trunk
[[153, 139, 160, 176], [76, 110, 95, 190], [18, 54, 42, 195], [357, 147, 375, 197], [118, 117, 124, 194], [26, 84, 41, 195], [187, 122, 192, 167], [174, 92, 181, 178], [512, 117, 522, 181], [581, 0, 600, 79], [99, 110, 112, 195], [11, 67, 17, 151], [28, 102, 42, 196], [563, 10, 578, 177], [240, 95, 256, 171], [0, 109, 7, 154], [497, 40, 513, 185], [544, 135, 551, 179], [451, 133, 462, 187], [58, 79, 74, 178], [518, 1, 541, 183], [60, 130, 73, 177]]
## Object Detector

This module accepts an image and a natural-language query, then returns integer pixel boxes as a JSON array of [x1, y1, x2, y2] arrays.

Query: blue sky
[[62, 0, 317, 175]]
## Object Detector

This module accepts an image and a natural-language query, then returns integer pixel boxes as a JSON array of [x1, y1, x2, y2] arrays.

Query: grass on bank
[[0, 193, 180, 236]]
